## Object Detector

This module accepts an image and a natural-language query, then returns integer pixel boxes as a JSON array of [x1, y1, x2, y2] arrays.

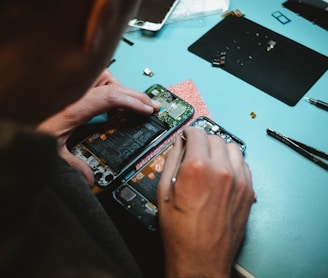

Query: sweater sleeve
[[0, 122, 141, 278]]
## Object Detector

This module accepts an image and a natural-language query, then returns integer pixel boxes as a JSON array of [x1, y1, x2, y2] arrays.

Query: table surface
[[108, 1, 328, 277]]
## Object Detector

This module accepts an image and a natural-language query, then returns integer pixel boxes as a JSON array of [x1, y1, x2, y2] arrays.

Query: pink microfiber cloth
[[168, 79, 213, 122]]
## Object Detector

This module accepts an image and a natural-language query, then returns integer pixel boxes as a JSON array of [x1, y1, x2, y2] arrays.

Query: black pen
[[266, 128, 328, 171], [304, 97, 328, 111]]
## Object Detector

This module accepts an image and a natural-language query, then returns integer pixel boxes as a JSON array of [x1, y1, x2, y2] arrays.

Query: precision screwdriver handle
[[315, 99, 328, 111], [304, 97, 328, 112]]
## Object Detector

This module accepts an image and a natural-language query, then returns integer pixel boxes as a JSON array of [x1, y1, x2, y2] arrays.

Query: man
[[0, 0, 255, 277]]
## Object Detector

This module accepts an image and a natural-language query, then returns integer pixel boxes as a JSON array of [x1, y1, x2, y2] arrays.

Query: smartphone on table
[[112, 116, 247, 231], [128, 0, 180, 32], [70, 84, 194, 189]]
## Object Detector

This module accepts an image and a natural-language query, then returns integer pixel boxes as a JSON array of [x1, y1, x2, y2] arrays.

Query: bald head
[[0, 0, 140, 125]]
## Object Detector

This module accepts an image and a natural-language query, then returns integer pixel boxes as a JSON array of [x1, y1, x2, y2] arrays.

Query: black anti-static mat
[[188, 15, 328, 106]]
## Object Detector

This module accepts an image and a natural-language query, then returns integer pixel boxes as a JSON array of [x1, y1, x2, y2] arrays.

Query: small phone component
[[71, 84, 194, 188], [143, 67, 154, 77], [113, 116, 247, 231], [222, 9, 244, 18], [71, 144, 114, 186], [148, 84, 194, 128], [190, 116, 246, 153], [271, 11, 291, 25], [211, 51, 227, 67]]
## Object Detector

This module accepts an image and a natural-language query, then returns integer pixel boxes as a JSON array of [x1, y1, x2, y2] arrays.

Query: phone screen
[[135, 0, 177, 23], [129, 0, 180, 31]]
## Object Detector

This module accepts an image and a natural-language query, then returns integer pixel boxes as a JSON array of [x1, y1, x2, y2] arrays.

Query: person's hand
[[38, 69, 160, 186], [157, 127, 255, 278]]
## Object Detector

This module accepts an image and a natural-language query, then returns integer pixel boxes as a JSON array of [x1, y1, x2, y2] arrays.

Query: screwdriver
[[304, 97, 328, 112]]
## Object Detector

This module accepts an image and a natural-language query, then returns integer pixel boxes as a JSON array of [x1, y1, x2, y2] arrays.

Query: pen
[[266, 128, 328, 171], [304, 97, 328, 111], [164, 140, 186, 202]]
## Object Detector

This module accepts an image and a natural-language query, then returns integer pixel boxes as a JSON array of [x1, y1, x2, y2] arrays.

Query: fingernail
[[145, 105, 154, 113], [151, 99, 162, 109]]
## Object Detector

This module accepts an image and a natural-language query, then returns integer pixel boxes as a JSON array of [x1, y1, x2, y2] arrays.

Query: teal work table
[[108, 0, 328, 277]]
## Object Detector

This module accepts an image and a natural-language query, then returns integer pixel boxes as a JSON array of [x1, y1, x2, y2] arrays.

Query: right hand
[[157, 127, 255, 278]]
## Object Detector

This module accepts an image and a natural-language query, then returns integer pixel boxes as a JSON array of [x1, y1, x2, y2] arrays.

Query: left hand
[[38, 69, 160, 186]]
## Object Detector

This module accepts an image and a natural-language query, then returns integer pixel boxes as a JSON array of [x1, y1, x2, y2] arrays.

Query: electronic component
[[222, 9, 244, 18], [143, 67, 154, 77], [113, 143, 173, 231], [113, 116, 247, 231], [71, 84, 194, 188], [211, 51, 227, 67], [188, 15, 328, 106], [271, 11, 291, 25], [267, 40, 277, 52], [191, 116, 246, 153]]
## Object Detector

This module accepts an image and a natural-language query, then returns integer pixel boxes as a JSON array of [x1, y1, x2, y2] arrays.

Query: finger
[[206, 133, 230, 165], [61, 85, 157, 127], [103, 85, 160, 114], [226, 143, 253, 193], [181, 126, 210, 162], [104, 83, 161, 111], [224, 144, 255, 225], [158, 127, 213, 204]]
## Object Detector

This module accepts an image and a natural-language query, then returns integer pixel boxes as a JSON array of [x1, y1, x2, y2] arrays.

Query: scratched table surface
[[107, 0, 328, 277]]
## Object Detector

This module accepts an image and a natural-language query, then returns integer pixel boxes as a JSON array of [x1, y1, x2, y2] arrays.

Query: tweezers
[[267, 128, 328, 171], [164, 136, 187, 202]]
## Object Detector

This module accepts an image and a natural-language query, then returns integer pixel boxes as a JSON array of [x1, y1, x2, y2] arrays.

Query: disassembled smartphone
[[128, 0, 180, 32], [71, 84, 194, 188], [113, 116, 247, 231], [190, 116, 246, 153]]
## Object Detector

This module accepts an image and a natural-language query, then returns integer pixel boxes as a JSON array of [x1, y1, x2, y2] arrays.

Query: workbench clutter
[[167, 0, 230, 23], [188, 14, 328, 106], [126, 0, 230, 33]]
